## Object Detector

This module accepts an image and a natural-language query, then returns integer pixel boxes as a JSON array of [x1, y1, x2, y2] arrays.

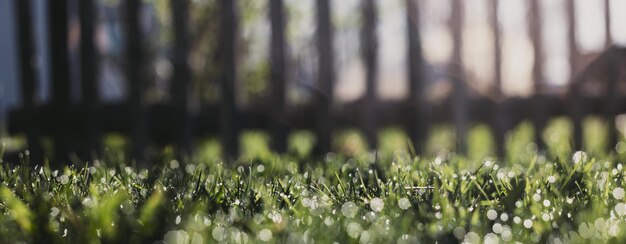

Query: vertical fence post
[[15, 0, 43, 164], [530, 0, 547, 153], [79, 0, 101, 160], [406, 0, 428, 153], [604, 0, 618, 152], [450, 0, 467, 155], [490, 0, 506, 158], [16, 0, 36, 111], [170, 0, 192, 156], [219, 0, 240, 159], [49, 0, 72, 166], [315, 0, 334, 155], [605, 50, 619, 151], [567, 0, 583, 151], [270, 0, 288, 153], [362, 0, 379, 150], [125, 0, 148, 164]]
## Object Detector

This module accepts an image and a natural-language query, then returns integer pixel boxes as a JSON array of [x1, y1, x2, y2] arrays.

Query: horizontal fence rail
[[5, 0, 625, 166]]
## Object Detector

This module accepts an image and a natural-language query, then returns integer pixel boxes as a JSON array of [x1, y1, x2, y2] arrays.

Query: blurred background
[[0, 0, 625, 165]]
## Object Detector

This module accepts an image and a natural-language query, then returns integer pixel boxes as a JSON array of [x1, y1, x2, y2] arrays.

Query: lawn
[[1, 117, 626, 243]]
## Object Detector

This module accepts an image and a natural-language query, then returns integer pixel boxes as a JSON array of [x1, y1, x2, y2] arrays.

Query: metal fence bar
[[567, 0, 583, 151], [170, 0, 192, 156], [49, 0, 72, 165], [605, 50, 619, 151], [490, 0, 506, 158], [362, 0, 379, 150], [125, 0, 148, 164], [219, 0, 240, 159], [406, 0, 428, 153], [79, 0, 101, 160], [604, 0, 618, 152], [270, 0, 288, 153], [450, 0, 468, 155], [315, 0, 335, 155], [530, 0, 547, 152], [15, 0, 43, 164]]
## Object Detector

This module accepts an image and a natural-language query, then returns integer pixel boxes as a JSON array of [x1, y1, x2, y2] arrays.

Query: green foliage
[[1, 120, 626, 242]]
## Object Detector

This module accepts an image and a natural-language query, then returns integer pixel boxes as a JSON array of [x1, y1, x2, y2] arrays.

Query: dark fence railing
[[6, 0, 625, 166]]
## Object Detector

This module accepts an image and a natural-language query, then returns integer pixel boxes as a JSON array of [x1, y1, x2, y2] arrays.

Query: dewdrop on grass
[[258, 229, 272, 242], [398, 198, 411, 210], [543, 199, 551, 207], [434, 157, 443, 165], [346, 222, 362, 239], [487, 209, 498, 220], [82, 198, 94, 208], [170, 160, 180, 169], [50, 207, 60, 217], [572, 151, 587, 164], [342, 202, 358, 218], [59, 175, 70, 185], [492, 223, 503, 234], [548, 176, 556, 184], [464, 232, 480, 244], [501, 228, 512, 241], [616, 203, 626, 216], [360, 231, 370, 244], [613, 187, 625, 200], [533, 193, 541, 202], [324, 217, 334, 226], [185, 164, 195, 174], [524, 219, 533, 229], [453, 227, 466, 239], [268, 211, 283, 224], [485, 233, 499, 244], [484, 160, 493, 167], [370, 198, 384, 212], [212, 226, 226, 241], [500, 213, 509, 222]]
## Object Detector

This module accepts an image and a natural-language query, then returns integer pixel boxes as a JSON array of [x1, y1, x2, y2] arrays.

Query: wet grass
[[1, 117, 626, 243]]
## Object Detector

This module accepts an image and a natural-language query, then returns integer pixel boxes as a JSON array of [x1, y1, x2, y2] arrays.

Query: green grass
[[1, 117, 626, 243]]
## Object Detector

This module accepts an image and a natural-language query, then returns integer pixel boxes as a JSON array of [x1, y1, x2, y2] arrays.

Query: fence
[[6, 0, 625, 166]]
